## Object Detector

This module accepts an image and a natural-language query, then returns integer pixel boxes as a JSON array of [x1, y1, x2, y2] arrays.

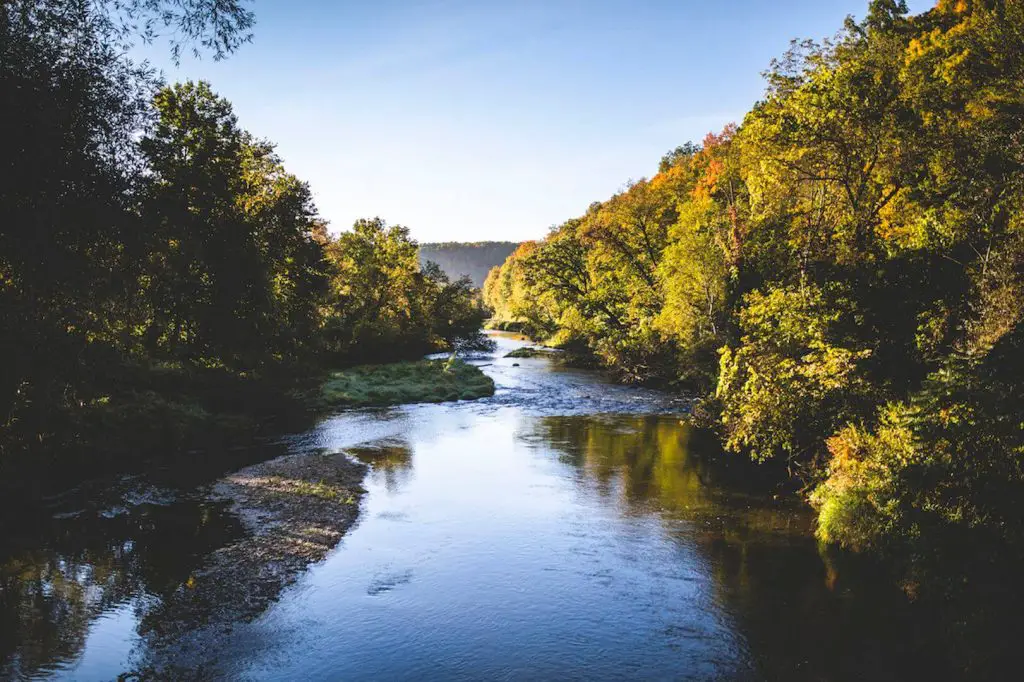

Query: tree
[[139, 81, 329, 368], [477, 0, 1024, 557], [658, 141, 700, 173]]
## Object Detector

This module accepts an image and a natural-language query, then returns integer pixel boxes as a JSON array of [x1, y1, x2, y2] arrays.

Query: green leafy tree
[[140, 81, 329, 369], [323, 218, 487, 363], [1, 1, 254, 473], [716, 284, 875, 468]]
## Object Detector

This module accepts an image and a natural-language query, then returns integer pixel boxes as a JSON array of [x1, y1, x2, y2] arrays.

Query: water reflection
[[2, 342, 1021, 679], [521, 414, 974, 681], [0, 501, 242, 679], [348, 440, 414, 494], [528, 415, 760, 511]]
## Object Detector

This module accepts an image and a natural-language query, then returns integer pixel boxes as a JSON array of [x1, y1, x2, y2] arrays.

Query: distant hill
[[418, 241, 520, 288]]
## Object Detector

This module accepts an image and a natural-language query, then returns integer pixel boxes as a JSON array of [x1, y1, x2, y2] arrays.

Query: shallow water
[[0, 334, 973, 679]]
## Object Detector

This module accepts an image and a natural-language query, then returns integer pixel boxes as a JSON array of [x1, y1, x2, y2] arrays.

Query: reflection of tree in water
[[701, 534, 1024, 680], [348, 439, 414, 493], [532, 414, 705, 507], [526, 414, 1022, 680], [696, 533, 958, 680], [0, 448, 366, 679], [527, 415, 788, 522], [0, 501, 242, 678]]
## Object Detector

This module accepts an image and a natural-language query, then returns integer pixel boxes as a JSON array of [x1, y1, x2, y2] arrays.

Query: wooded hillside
[[483, 0, 1024, 556], [419, 241, 519, 287]]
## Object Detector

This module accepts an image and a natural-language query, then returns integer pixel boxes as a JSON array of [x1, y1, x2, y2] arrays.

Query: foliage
[[813, 325, 1024, 551], [0, 2, 488, 489], [483, 0, 1024, 551], [139, 81, 330, 369], [323, 219, 488, 364], [717, 283, 875, 467]]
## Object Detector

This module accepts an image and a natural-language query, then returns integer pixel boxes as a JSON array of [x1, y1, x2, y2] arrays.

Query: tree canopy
[[483, 0, 1024, 552], [0, 1, 487, 487]]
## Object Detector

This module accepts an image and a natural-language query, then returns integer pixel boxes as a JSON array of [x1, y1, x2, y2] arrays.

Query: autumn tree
[[483, 0, 1024, 552]]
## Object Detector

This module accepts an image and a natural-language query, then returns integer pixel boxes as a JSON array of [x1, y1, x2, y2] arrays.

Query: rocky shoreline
[[127, 448, 370, 677]]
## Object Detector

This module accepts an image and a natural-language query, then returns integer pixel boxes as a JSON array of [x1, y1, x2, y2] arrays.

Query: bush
[[813, 327, 1024, 551]]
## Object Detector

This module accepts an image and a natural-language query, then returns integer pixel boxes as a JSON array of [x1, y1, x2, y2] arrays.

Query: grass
[[320, 358, 495, 408], [504, 346, 559, 359], [258, 476, 357, 503]]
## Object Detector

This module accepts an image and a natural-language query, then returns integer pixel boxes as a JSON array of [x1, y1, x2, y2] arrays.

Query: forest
[[5, 1, 1024, 677], [0, 0, 487, 494], [5, 0, 1023, 567], [418, 241, 520, 288], [484, 0, 1024, 556]]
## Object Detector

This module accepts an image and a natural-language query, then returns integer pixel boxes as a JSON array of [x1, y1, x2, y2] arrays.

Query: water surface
[[0, 334, 968, 679]]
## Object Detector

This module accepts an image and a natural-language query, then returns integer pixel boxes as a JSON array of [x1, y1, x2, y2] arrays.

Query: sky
[[143, 0, 935, 243]]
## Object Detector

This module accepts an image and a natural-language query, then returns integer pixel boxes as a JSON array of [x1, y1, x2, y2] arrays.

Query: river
[[0, 333, 974, 680]]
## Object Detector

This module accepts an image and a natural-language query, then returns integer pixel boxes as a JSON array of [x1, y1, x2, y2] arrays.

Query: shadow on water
[[0, 438, 294, 679]]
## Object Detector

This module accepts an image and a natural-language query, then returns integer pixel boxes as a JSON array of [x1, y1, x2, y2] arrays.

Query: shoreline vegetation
[[503, 346, 560, 359], [2, 3, 494, 498], [0, 353, 498, 504], [3, 1, 1023, 676], [482, 1, 1024, 571], [319, 358, 496, 408]]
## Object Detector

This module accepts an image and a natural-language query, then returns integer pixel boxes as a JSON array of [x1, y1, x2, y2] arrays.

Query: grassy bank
[[320, 358, 495, 408], [1, 356, 496, 503], [504, 346, 561, 359]]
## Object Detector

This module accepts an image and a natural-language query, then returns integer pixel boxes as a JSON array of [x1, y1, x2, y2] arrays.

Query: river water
[[0, 334, 972, 680]]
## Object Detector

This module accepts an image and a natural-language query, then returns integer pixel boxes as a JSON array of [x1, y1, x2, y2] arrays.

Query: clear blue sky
[[145, 0, 934, 243]]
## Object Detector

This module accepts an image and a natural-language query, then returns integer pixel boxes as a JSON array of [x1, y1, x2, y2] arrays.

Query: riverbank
[[0, 362, 314, 502], [0, 357, 494, 505], [504, 346, 561, 359], [128, 447, 370, 676], [4, 332, 1022, 680]]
